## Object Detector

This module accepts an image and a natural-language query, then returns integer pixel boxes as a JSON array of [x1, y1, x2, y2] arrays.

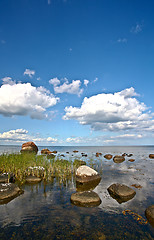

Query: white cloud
[[50, 79, 83, 96], [0, 83, 59, 119], [93, 77, 98, 82], [24, 69, 35, 78], [131, 23, 143, 34], [49, 77, 60, 86], [0, 129, 58, 144], [1, 77, 16, 85], [63, 87, 154, 132], [84, 79, 89, 87]]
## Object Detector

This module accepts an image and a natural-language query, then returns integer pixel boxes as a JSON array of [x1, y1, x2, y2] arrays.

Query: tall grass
[[0, 153, 73, 185]]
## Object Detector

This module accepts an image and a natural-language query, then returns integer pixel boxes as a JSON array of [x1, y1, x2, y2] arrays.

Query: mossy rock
[[71, 191, 101, 207], [0, 183, 23, 204]]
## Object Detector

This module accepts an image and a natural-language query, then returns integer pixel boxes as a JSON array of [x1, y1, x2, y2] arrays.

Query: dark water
[[0, 146, 154, 239]]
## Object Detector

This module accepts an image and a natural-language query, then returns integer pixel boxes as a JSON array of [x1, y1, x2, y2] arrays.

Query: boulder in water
[[107, 183, 136, 203], [76, 165, 101, 184], [71, 191, 101, 207], [21, 141, 38, 154]]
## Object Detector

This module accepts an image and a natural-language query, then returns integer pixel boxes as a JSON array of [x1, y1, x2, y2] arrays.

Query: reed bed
[[0, 153, 73, 185]]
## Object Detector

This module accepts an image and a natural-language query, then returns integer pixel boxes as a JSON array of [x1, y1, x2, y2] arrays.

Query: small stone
[[104, 154, 112, 160], [71, 191, 101, 207], [149, 154, 154, 159], [128, 159, 135, 162], [113, 155, 125, 163]]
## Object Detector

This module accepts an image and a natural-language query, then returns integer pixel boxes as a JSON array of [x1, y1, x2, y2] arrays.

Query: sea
[[0, 145, 154, 239]]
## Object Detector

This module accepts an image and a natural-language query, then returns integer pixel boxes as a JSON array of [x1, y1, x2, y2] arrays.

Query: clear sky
[[0, 0, 154, 146]]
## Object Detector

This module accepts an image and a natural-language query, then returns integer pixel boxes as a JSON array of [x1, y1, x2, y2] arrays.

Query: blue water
[[0, 145, 154, 239]]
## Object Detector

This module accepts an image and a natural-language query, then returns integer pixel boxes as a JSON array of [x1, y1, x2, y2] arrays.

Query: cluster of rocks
[[71, 165, 102, 207]]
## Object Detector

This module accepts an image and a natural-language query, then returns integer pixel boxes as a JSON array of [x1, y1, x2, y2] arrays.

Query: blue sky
[[0, 0, 154, 146]]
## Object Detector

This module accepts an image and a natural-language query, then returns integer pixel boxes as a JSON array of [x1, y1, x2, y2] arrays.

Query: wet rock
[[107, 183, 136, 204], [41, 148, 52, 154], [113, 155, 125, 163], [0, 174, 8, 183], [66, 152, 69, 154], [0, 183, 23, 204], [149, 154, 154, 159], [122, 153, 126, 157], [73, 150, 78, 153], [127, 153, 133, 157], [71, 191, 101, 207], [96, 152, 102, 157], [104, 154, 112, 160], [145, 205, 154, 227], [52, 150, 57, 154], [21, 141, 38, 154], [76, 177, 101, 192], [0, 173, 15, 183], [81, 153, 88, 157], [128, 159, 135, 162], [76, 165, 101, 184], [25, 176, 42, 183]]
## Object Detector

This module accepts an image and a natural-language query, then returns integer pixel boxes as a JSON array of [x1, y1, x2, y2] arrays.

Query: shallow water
[[0, 146, 154, 239]]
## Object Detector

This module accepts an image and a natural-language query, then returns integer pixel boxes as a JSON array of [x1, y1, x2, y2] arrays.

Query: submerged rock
[[113, 155, 125, 163], [76, 165, 101, 184], [0, 183, 23, 204], [145, 205, 154, 227], [104, 154, 112, 160], [76, 177, 101, 192], [25, 176, 42, 183], [107, 183, 136, 204], [21, 141, 38, 154], [96, 152, 102, 157], [128, 159, 135, 162], [71, 191, 101, 207], [149, 154, 154, 159]]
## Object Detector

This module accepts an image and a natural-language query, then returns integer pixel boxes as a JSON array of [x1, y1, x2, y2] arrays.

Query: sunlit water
[[0, 145, 154, 239]]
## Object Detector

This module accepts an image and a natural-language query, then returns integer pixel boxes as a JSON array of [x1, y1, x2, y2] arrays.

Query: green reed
[[0, 153, 73, 185]]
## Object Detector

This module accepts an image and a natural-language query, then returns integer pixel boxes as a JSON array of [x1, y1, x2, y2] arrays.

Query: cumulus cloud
[[1, 77, 16, 85], [49, 77, 60, 86], [63, 87, 154, 132], [0, 129, 58, 144], [24, 69, 35, 78], [0, 83, 59, 119], [84, 79, 89, 87], [49, 77, 83, 96]]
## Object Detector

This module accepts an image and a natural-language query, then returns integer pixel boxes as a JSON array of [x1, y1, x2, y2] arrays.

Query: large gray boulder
[[71, 191, 101, 207], [76, 165, 101, 184], [145, 205, 154, 227], [0, 183, 23, 204], [107, 183, 136, 203]]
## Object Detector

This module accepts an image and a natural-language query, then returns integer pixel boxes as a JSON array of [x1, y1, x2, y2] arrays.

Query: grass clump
[[0, 153, 72, 185]]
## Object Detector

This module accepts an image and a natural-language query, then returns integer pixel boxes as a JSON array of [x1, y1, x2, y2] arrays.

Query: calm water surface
[[0, 145, 154, 239]]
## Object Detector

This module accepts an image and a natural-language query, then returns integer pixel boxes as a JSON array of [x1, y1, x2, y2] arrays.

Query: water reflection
[[0, 147, 154, 239]]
